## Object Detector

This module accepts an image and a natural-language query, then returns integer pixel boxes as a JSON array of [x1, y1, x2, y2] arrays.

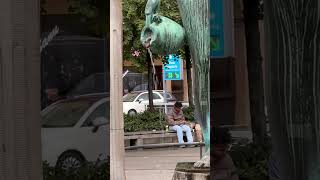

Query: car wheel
[[128, 109, 137, 116], [56, 151, 86, 172]]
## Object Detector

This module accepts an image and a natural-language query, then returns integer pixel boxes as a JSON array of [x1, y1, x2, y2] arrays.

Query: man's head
[[173, 101, 183, 113], [212, 127, 232, 159]]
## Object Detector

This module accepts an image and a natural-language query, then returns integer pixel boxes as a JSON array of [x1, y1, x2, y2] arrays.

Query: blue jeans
[[169, 125, 194, 144]]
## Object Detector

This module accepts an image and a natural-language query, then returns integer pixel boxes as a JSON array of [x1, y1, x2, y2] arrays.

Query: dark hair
[[211, 127, 232, 145], [174, 101, 183, 108]]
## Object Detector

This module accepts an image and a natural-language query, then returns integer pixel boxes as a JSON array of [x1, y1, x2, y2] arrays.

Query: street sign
[[210, 0, 234, 58], [210, 0, 224, 57], [163, 55, 183, 80]]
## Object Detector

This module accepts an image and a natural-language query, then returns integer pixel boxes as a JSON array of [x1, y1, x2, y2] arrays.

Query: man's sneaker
[[179, 145, 186, 148], [188, 144, 196, 148]]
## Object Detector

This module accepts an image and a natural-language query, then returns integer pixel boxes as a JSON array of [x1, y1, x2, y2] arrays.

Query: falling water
[[147, 48, 158, 89], [147, 48, 165, 138]]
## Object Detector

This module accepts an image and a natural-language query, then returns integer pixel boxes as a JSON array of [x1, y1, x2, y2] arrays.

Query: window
[[82, 102, 109, 127], [153, 93, 161, 99], [160, 92, 176, 101], [42, 100, 94, 128], [123, 92, 140, 102], [136, 93, 149, 101], [135, 92, 161, 101]]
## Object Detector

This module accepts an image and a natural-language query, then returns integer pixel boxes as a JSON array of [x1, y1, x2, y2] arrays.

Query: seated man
[[212, 127, 239, 180], [166, 102, 194, 148]]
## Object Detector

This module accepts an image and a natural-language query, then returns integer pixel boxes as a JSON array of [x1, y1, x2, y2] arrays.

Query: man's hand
[[175, 119, 187, 125]]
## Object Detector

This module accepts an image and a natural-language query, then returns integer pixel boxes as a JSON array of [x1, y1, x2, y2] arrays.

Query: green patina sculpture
[[141, 0, 210, 168], [144, 0, 160, 27], [141, 16, 185, 55]]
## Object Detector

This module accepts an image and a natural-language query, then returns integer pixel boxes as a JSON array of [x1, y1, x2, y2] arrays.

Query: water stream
[[147, 48, 166, 137], [147, 48, 158, 90]]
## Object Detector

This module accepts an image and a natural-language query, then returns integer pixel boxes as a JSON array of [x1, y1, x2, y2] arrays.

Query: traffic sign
[[163, 55, 183, 80]]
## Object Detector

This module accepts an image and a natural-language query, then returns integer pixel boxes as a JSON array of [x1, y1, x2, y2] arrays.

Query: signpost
[[163, 55, 183, 113], [210, 0, 234, 58]]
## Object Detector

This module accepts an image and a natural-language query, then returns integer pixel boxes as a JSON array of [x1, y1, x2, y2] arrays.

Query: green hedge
[[123, 108, 195, 132], [43, 159, 110, 180], [229, 139, 271, 180], [124, 111, 166, 132], [182, 107, 195, 122]]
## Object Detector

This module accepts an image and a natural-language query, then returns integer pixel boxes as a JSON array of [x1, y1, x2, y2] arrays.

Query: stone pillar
[[0, 0, 42, 179], [233, 0, 251, 127], [110, 0, 126, 179], [166, 80, 173, 92]]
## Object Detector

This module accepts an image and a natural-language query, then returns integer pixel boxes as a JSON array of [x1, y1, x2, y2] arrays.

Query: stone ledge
[[172, 162, 210, 180]]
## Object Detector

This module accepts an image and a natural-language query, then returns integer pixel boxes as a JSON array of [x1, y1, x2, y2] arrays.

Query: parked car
[[66, 73, 109, 97], [41, 94, 110, 170], [66, 72, 147, 97], [123, 90, 188, 116]]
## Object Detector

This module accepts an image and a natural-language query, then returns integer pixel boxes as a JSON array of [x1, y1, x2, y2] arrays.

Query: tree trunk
[[185, 45, 194, 108], [243, 0, 267, 145], [265, 0, 320, 179], [147, 51, 154, 111]]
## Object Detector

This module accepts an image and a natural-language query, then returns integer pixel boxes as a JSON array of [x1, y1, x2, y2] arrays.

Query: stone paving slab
[[125, 147, 201, 180]]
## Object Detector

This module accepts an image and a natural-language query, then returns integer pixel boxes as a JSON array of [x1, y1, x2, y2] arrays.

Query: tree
[[67, 0, 109, 37], [62, 0, 193, 110], [123, 0, 190, 111], [123, 0, 182, 68], [243, 0, 267, 144], [184, 45, 194, 108]]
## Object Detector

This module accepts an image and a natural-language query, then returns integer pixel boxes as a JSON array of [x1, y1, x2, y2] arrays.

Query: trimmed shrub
[[43, 157, 110, 180], [124, 110, 166, 132]]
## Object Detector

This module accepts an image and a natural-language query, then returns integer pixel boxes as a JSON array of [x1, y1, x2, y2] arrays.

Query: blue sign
[[210, 0, 225, 57], [163, 55, 183, 80]]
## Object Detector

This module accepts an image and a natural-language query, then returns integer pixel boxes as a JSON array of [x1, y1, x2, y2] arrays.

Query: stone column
[[0, 0, 42, 179], [166, 80, 173, 92], [110, 0, 126, 179]]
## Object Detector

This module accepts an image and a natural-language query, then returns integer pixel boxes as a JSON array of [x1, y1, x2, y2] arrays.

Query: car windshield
[[42, 100, 95, 128], [123, 93, 139, 102], [160, 92, 175, 100]]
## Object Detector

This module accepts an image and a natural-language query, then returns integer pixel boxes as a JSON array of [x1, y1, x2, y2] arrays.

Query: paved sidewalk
[[125, 147, 201, 180]]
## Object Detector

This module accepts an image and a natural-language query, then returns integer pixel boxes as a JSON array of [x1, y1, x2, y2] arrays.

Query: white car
[[123, 90, 188, 115], [41, 94, 109, 170]]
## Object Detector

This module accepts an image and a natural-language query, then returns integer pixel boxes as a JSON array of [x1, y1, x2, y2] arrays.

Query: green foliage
[[182, 106, 195, 122], [66, 0, 109, 36], [43, 158, 110, 180], [229, 139, 271, 180], [124, 111, 166, 132], [123, 0, 182, 71]]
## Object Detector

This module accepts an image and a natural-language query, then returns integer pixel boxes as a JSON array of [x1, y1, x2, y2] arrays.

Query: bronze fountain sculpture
[[141, 0, 210, 168]]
